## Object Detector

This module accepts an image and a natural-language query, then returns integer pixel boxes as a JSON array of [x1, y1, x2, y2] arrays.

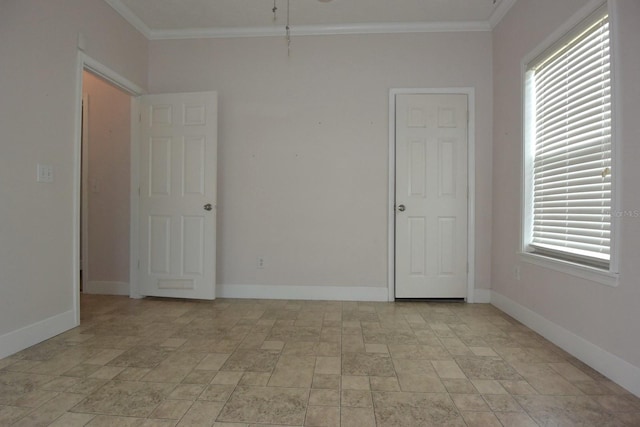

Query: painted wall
[[0, 0, 147, 353], [83, 71, 131, 289], [492, 0, 640, 376], [148, 32, 494, 295]]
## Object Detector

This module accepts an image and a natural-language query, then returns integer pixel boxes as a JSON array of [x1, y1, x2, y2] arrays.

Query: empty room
[[0, 0, 639, 425]]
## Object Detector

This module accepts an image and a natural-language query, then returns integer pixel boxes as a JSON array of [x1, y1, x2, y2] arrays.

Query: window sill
[[519, 252, 619, 287]]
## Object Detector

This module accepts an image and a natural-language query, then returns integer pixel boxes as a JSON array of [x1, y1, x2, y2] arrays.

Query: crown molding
[[149, 21, 491, 40], [103, 0, 153, 39], [103, 0, 497, 41], [489, 0, 519, 28]]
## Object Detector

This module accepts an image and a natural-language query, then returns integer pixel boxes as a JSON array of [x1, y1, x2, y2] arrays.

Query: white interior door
[[395, 94, 468, 299], [138, 91, 217, 299]]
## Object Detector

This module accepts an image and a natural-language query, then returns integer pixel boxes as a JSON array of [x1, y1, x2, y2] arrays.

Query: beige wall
[[148, 32, 494, 293], [0, 0, 147, 341], [1, 0, 637, 390], [492, 0, 640, 371], [83, 71, 131, 286]]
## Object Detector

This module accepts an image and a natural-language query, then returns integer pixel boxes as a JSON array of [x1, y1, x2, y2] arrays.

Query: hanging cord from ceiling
[[286, 0, 291, 56], [272, 0, 293, 56]]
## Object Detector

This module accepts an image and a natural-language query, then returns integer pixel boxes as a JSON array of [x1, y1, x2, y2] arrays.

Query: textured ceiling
[[104, 0, 518, 39]]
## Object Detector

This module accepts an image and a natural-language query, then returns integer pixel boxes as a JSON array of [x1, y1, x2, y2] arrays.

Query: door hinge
[[137, 260, 140, 269], [138, 187, 141, 196], [139, 112, 142, 123]]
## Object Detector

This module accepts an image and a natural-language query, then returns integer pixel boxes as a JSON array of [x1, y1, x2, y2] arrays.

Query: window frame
[[520, 0, 620, 286]]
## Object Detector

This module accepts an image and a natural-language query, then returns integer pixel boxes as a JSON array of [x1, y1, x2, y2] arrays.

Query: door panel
[[139, 91, 217, 300], [395, 94, 468, 299]]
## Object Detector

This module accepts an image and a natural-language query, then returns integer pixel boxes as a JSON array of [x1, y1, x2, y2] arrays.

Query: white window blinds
[[527, 8, 611, 268]]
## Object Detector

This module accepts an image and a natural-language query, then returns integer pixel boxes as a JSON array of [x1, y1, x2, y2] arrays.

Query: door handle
[[397, 204, 406, 212], [204, 203, 213, 211]]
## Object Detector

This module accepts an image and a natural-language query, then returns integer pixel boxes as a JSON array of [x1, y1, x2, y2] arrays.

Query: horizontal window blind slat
[[535, 177, 610, 189], [539, 104, 610, 126], [536, 139, 611, 163], [534, 188, 610, 200], [534, 168, 611, 182], [536, 135, 611, 162], [537, 49, 610, 93], [532, 236, 610, 249], [537, 66, 610, 108], [535, 186, 611, 195], [532, 233, 610, 249], [537, 39, 609, 83], [535, 204, 610, 212], [534, 225, 610, 234], [537, 37, 610, 89], [535, 20, 609, 74], [537, 108, 610, 143], [535, 225, 610, 233], [535, 214, 609, 220], [536, 131, 610, 159], [537, 77, 610, 109], [533, 147, 611, 174], [537, 98, 610, 134], [535, 166, 610, 182], [535, 183, 611, 195], [531, 242, 610, 258], [538, 101, 610, 130], [529, 243, 610, 266]]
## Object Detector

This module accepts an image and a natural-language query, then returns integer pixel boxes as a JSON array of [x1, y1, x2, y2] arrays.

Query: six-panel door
[[395, 94, 468, 299], [138, 92, 218, 300]]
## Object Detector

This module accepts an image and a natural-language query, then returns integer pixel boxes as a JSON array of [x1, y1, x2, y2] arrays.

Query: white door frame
[[388, 88, 476, 302], [81, 94, 90, 296], [73, 52, 145, 324]]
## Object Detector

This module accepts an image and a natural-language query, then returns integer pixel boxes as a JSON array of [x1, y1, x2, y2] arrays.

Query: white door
[[395, 94, 468, 299], [138, 91, 217, 300]]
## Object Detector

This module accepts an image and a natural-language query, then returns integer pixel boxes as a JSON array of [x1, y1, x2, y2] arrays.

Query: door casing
[[73, 52, 145, 324], [81, 93, 89, 294], [388, 88, 476, 302]]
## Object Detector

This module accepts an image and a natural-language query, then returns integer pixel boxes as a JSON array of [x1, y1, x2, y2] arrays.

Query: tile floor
[[1, 294, 639, 426]]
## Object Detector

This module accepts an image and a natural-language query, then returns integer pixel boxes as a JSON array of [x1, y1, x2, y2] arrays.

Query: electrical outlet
[[257, 257, 264, 269], [37, 164, 54, 183]]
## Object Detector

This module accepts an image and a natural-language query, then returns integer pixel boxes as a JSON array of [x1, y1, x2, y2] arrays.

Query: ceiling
[[104, 0, 518, 40]]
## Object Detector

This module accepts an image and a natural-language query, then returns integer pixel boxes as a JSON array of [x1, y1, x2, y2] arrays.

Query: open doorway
[[73, 54, 144, 325], [80, 70, 132, 296]]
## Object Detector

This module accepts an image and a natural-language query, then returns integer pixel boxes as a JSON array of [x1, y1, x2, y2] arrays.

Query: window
[[524, 5, 613, 270]]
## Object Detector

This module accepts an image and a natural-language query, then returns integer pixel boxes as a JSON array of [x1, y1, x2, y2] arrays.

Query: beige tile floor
[[1, 294, 639, 426]]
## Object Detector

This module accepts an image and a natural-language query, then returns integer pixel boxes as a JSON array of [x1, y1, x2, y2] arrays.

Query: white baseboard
[[217, 284, 492, 303], [491, 291, 640, 398], [84, 281, 129, 296], [217, 284, 390, 302], [473, 288, 492, 303], [0, 310, 77, 359]]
